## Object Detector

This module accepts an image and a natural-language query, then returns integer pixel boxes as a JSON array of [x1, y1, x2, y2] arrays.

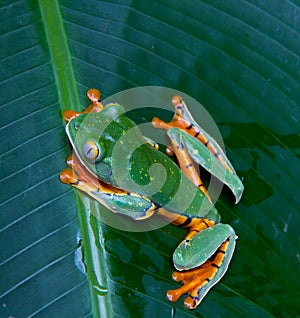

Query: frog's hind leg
[[166, 221, 237, 310], [60, 154, 156, 220]]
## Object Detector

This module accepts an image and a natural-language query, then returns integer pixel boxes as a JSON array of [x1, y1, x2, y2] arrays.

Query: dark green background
[[1, 1, 300, 317]]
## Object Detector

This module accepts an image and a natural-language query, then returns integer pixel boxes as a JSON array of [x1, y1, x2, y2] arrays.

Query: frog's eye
[[82, 140, 105, 162]]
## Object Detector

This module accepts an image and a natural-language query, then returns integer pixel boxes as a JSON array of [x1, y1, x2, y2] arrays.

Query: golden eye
[[82, 140, 101, 161]]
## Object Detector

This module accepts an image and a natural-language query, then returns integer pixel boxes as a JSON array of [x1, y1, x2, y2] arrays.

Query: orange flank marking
[[156, 210, 215, 230], [183, 218, 216, 241], [169, 138, 212, 203]]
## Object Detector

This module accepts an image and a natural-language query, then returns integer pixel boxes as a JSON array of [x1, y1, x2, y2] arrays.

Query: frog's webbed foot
[[167, 222, 236, 310], [167, 238, 232, 309], [63, 89, 104, 121]]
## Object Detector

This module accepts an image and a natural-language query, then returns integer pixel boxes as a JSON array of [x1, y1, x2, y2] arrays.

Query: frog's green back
[[67, 105, 215, 218], [128, 143, 213, 217]]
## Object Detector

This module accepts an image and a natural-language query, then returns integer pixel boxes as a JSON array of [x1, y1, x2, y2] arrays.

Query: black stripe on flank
[[186, 123, 193, 130], [179, 216, 192, 227], [191, 298, 197, 308], [202, 220, 210, 228]]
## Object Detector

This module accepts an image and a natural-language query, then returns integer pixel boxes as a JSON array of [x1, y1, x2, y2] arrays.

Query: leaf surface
[[1, 1, 300, 317]]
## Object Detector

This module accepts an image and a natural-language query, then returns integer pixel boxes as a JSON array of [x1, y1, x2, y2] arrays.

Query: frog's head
[[66, 113, 105, 160], [65, 104, 133, 183]]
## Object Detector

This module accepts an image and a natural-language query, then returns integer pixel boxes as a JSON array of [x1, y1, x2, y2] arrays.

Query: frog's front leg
[[158, 209, 237, 310], [63, 89, 104, 121], [152, 95, 244, 203], [60, 154, 157, 220]]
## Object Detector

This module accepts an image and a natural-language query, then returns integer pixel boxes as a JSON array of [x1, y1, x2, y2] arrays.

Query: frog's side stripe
[[157, 207, 220, 227], [170, 138, 212, 203], [178, 215, 215, 232], [177, 215, 192, 227], [90, 188, 156, 220]]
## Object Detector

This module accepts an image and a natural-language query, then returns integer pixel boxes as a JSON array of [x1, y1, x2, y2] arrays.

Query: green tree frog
[[60, 89, 244, 310]]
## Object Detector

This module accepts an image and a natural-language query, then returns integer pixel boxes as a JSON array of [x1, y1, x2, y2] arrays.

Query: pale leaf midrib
[[38, 1, 113, 317]]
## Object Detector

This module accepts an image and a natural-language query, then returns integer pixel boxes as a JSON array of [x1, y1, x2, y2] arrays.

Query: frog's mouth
[[65, 119, 78, 156]]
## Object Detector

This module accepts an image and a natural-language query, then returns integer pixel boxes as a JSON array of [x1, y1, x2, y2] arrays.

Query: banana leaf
[[1, 1, 300, 317]]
